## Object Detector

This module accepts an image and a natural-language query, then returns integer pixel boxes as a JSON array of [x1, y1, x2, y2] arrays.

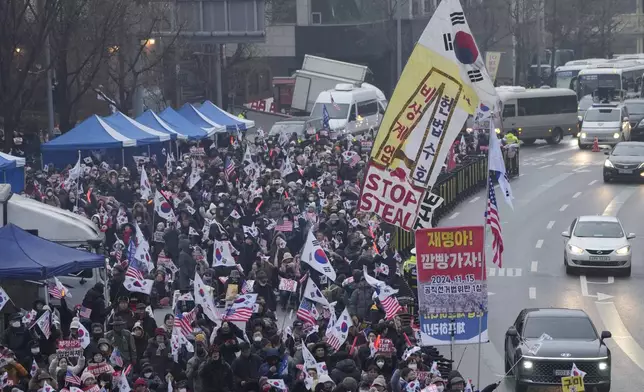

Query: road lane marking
[[498, 268, 505, 277], [547, 221, 555, 230], [449, 212, 460, 219], [572, 165, 589, 173], [536, 145, 549, 150], [507, 268, 514, 277], [531, 261, 538, 272], [536, 239, 544, 248], [470, 196, 480, 203], [596, 302, 644, 372], [529, 287, 536, 299], [560, 204, 569, 212], [515, 268, 522, 277], [539, 165, 552, 169], [573, 192, 582, 198], [602, 188, 638, 216], [539, 145, 578, 157], [488, 268, 496, 277], [588, 180, 598, 185], [579, 275, 614, 300], [519, 173, 526, 177]]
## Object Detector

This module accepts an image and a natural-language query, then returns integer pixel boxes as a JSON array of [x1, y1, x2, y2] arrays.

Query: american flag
[[275, 219, 293, 232], [241, 280, 252, 294], [330, 94, 341, 111], [486, 177, 504, 267], [79, 306, 92, 319], [322, 105, 330, 130], [48, 284, 63, 299], [126, 266, 146, 281], [296, 299, 317, 325], [381, 296, 403, 320], [174, 308, 197, 336], [224, 305, 253, 322], [110, 348, 124, 368], [224, 156, 236, 181], [65, 369, 81, 385]]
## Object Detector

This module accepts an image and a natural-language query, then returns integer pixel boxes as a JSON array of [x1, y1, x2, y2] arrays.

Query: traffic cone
[[592, 137, 600, 152]]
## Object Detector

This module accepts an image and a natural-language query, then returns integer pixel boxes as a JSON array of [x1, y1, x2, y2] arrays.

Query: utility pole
[[41, 0, 55, 138], [396, 0, 402, 80], [535, 0, 545, 86]]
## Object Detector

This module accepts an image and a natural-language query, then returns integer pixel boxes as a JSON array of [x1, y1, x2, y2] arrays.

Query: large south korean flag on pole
[[358, 0, 496, 232]]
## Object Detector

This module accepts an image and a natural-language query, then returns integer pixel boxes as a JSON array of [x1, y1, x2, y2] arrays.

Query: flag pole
[[76, 150, 80, 211], [476, 115, 495, 390]]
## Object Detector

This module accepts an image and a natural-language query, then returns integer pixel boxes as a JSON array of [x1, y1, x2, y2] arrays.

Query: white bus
[[576, 60, 644, 101], [497, 86, 578, 145], [554, 59, 607, 89]]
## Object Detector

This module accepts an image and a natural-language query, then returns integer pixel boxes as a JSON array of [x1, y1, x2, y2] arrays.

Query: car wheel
[[522, 138, 536, 146], [597, 384, 611, 392], [547, 128, 563, 145], [565, 255, 575, 275], [604, 175, 610, 183]]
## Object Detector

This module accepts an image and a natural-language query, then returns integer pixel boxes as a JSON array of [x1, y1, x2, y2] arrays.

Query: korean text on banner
[[414, 226, 488, 346], [358, 0, 496, 232], [484, 52, 502, 83]]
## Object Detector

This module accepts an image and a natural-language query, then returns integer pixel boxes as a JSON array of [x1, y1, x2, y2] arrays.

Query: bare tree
[[103, 1, 179, 115], [51, 0, 124, 132], [504, 0, 541, 84], [0, 0, 60, 152], [462, 0, 512, 54]]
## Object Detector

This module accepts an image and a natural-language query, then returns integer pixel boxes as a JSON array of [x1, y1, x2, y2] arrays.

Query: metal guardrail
[[393, 150, 520, 252]]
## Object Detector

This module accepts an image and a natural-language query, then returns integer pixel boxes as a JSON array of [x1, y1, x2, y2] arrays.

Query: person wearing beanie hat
[[134, 303, 158, 338], [132, 322, 148, 366], [80, 371, 97, 388], [370, 375, 387, 391], [186, 335, 209, 392], [231, 341, 262, 392], [341, 377, 358, 392]]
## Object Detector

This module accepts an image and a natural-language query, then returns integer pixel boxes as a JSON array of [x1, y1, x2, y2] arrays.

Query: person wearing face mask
[[131, 323, 148, 368], [231, 342, 262, 392], [134, 303, 157, 338], [143, 329, 173, 377], [445, 371, 466, 392], [105, 317, 137, 367], [2, 314, 31, 368], [140, 363, 166, 391], [85, 349, 115, 377], [197, 345, 234, 392], [186, 335, 209, 391], [252, 271, 277, 312], [213, 321, 245, 365], [428, 377, 446, 392]]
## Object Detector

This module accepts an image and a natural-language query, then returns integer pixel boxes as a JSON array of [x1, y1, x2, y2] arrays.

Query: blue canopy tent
[[158, 108, 207, 141], [0, 153, 25, 193], [136, 110, 187, 141], [199, 100, 255, 131], [0, 224, 104, 279], [41, 115, 137, 167], [177, 103, 226, 136]]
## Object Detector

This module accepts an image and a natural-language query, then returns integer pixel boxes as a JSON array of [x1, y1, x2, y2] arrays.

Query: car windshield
[[268, 122, 305, 137], [625, 102, 644, 115], [584, 108, 620, 122], [574, 221, 624, 238], [523, 316, 597, 340], [310, 103, 350, 120], [611, 144, 644, 156], [578, 95, 594, 112]]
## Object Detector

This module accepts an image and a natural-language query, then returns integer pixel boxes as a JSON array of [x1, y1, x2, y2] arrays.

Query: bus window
[[502, 104, 516, 118]]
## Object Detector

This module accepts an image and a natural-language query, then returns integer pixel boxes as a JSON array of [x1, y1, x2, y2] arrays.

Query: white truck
[[291, 55, 370, 114]]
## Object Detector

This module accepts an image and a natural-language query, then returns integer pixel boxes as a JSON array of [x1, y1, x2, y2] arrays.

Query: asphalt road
[[439, 137, 644, 391]]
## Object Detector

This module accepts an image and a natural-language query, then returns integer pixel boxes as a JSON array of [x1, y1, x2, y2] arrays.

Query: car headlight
[[638, 163, 644, 169], [599, 362, 609, 371], [522, 360, 533, 370], [639, 119, 644, 127], [568, 244, 584, 255], [605, 160, 614, 168], [613, 133, 620, 139], [495, 128, 501, 134], [580, 132, 587, 138], [616, 245, 631, 255], [578, 115, 583, 122]]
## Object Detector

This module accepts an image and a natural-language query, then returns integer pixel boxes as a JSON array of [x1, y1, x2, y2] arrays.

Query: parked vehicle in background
[[268, 117, 323, 140], [497, 86, 578, 145]]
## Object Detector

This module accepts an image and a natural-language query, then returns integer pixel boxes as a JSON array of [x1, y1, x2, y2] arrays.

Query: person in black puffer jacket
[[81, 282, 107, 325], [330, 355, 361, 385], [198, 345, 234, 392]]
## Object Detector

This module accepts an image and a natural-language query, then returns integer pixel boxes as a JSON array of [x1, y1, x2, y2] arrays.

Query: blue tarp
[[0, 224, 104, 279], [103, 112, 171, 146], [41, 115, 137, 151], [177, 103, 226, 135], [158, 108, 207, 140], [136, 110, 186, 141], [199, 101, 255, 131], [0, 153, 25, 193]]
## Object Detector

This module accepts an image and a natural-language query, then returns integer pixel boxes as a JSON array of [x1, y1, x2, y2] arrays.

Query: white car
[[562, 215, 635, 276]]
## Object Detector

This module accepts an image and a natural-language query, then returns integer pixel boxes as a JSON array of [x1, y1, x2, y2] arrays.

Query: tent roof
[[103, 112, 171, 145], [136, 110, 187, 141], [158, 108, 207, 140], [42, 115, 137, 152], [0, 152, 25, 170], [177, 103, 226, 136], [199, 101, 255, 131], [0, 224, 105, 280]]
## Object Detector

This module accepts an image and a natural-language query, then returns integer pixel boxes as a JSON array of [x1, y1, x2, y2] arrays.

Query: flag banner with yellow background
[[359, 0, 497, 231]]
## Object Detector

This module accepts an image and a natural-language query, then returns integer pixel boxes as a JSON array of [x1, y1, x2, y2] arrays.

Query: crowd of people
[[0, 124, 502, 392]]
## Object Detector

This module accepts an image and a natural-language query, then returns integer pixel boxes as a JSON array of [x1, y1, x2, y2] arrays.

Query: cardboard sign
[[278, 278, 298, 293], [57, 339, 83, 358], [189, 147, 206, 156], [376, 338, 396, 356], [361, 140, 373, 149]]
